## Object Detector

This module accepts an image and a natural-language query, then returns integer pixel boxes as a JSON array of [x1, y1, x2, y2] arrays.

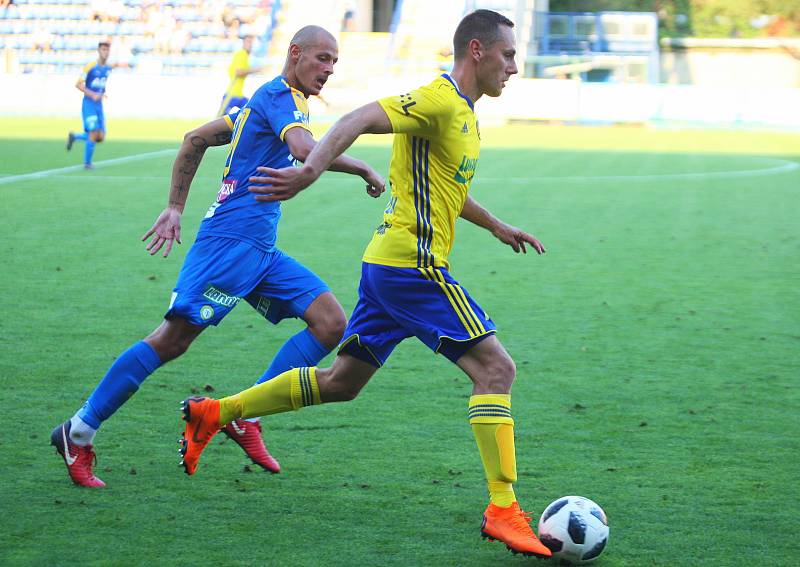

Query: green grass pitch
[[0, 117, 798, 566]]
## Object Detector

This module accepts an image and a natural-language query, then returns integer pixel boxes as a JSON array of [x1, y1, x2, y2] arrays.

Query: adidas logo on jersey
[[461, 122, 469, 134]]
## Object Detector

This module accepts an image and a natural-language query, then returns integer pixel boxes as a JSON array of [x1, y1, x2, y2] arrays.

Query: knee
[[145, 328, 193, 362], [479, 354, 517, 392], [164, 338, 192, 361], [310, 310, 346, 349]]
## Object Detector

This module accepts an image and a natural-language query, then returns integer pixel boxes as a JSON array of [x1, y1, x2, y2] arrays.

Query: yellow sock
[[219, 367, 321, 424], [469, 394, 517, 508]]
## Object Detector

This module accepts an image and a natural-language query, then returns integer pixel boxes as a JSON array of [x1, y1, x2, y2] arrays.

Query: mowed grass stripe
[[0, 148, 176, 186]]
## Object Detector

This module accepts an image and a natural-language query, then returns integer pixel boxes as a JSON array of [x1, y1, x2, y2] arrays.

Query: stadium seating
[[1, 0, 537, 78], [0, 0, 276, 74]]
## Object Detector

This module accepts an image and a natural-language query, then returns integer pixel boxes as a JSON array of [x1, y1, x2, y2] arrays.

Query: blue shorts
[[166, 235, 330, 327], [339, 263, 496, 367], [82, 98, 105, 133], [220, 95, 249, 116]]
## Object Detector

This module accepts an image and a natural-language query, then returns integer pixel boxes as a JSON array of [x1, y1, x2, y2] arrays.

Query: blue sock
[[84, 140, 95, 164], [256, 328, 330, 384], [74, 132, 88, 141], [77, 341, 162, 429]]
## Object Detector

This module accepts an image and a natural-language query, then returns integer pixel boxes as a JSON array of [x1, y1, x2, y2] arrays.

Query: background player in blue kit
[[67, 41, 112, 170], [50, 25, 385, 487]]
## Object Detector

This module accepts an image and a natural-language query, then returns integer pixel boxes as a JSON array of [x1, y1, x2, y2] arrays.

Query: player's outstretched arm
[[460, 195, 546, 254], [141, 117, 233, 258], [248, 102, 392, 202], [253, 126, 385, 199]]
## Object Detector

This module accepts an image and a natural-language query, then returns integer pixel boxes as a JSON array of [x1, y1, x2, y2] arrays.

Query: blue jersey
[[200, 76, 311, 251], [80, 61, 112, 99]]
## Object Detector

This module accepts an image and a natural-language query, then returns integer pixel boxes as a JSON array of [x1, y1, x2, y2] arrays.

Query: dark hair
[[453, 9, 514, 59], [98, 41, 111, 48]]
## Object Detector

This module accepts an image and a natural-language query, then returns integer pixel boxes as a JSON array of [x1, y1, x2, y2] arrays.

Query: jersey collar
[[441, 73, 474, 111]]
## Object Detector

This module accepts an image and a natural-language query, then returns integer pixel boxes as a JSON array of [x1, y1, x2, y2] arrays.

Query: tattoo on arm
[[190, 135, 210, 152], [177, 136, 209, 177], [214, 131, 233, 145], [171, 129, 225, 203], [172, 180, 187, 197]]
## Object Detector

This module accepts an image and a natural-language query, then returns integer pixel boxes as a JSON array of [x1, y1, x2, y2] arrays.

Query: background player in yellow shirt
[[217, 35, 263, 117], [180, 10, 551, 559]]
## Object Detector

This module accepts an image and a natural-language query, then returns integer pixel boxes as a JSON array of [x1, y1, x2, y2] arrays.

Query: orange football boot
[[481, 501, 553, 558], [179, 396, 221, 475]]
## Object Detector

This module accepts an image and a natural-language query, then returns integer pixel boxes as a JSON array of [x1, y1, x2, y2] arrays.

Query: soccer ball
[[537, 496, 609, 564]]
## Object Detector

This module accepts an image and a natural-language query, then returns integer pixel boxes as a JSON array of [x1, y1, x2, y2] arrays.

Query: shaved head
[[283, 25, 338, 97], [289, 25, 336, 51]]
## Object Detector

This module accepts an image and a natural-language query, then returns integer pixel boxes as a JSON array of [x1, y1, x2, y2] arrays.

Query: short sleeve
[[377, 88, 452, 136], [77, 62, 93, 83], [265, 87, 311, 141], [222, 107, 241, 129]]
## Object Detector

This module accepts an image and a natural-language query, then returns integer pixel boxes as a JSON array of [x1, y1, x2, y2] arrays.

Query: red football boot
[[50, 421, 106, 488], [222, 419, 281, 473]]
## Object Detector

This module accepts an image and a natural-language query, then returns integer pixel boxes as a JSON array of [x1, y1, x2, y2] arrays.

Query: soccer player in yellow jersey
[[217, 35, 263, 117], [180, 10, 552, 558]]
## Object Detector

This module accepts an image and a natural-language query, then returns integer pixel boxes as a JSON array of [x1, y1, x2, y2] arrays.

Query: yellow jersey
[[364, 74, 480, 270], [227, 48, 250, 97]]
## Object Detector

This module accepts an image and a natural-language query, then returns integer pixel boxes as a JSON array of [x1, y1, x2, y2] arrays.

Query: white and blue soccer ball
[[537, 496, 609, 564]]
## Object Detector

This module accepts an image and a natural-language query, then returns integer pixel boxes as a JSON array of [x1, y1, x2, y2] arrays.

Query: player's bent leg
[[455, 335, 516, 394], [181, 366, 321, 476], [303, 291, 347, 349], [179, 355, 377, 476], [51, 318, 203, 486], [255, 291, 344, 384], [456, 337, 550, 557], [244, 290, 345, 470], [315, 353, 377, 403], [144, 317, 205, 363]]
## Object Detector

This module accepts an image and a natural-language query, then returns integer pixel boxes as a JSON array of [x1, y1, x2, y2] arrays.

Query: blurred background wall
[[1, 0, 798, 128]]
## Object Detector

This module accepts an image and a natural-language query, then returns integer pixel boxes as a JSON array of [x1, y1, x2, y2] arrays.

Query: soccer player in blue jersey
[[67, 42, 112, 170], [50, 26, 385, 488], [179, 10, 553, 558]]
